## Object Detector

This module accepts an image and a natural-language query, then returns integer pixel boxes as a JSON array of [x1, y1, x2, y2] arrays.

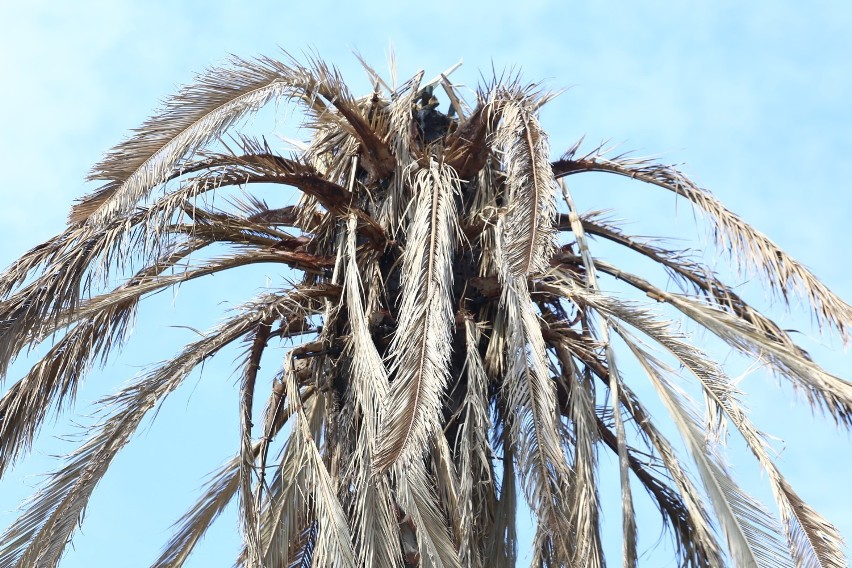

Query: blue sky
[[1, 1, 851, 566]]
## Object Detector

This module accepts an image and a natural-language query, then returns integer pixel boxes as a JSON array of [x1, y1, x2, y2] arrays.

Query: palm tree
[[0, 52, 850, 567]]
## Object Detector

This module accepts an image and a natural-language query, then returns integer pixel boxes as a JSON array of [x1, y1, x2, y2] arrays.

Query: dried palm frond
[[490, 84, 558, 277], [552, 145, 852, 342], [455, 315, 493, 568], [0, 289, 314, 567], [341, 214, 401, 568], [627, 341, 794, 568], [560, 179, 637, 567], [0, 52, 849, 567], [375, 161, 460, 471]]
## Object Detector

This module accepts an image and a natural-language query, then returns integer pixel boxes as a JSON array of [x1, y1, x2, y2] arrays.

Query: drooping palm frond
[[552, 145, 852, 342], [76, 54, 393, 226], [455, 315, 494, 568], [560, 179, 638, 567], [0, 52, 849, 567], [627, 341, 794, 568], [375, 160, 461, 471], [0, 288, 324, 568], [340, 214, 401, 568], [490, 84, 558, 278], [153, 374, 314, 568]]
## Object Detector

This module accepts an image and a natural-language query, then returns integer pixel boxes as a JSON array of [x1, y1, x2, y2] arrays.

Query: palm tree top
[[0, 52, 850, 567]]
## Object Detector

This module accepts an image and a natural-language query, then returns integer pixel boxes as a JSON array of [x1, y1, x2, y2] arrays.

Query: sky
[[1, 1, 851, 566]]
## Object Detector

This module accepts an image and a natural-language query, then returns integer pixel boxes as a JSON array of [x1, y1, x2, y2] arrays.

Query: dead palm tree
[[0, 52, 850, 568]]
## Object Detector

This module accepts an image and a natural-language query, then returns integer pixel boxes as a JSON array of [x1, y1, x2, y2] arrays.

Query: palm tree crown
[[0, 53, 850, 567]]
